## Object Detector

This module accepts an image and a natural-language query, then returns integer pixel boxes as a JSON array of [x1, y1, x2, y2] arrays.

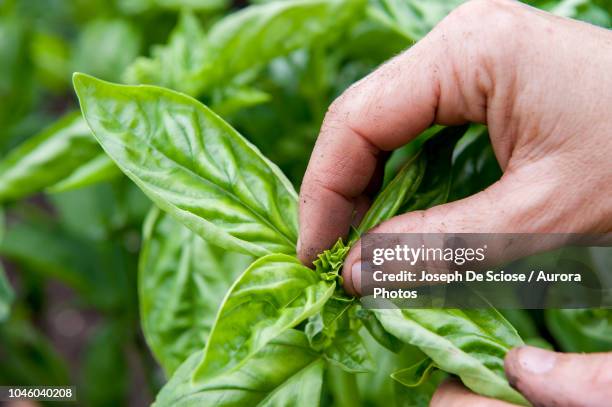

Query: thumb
[[504, 346, 612, 407], [341, 171, 564, 295]]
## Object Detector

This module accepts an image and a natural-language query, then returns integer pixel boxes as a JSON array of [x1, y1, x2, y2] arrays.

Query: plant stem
[[328, 365, 360, 407]]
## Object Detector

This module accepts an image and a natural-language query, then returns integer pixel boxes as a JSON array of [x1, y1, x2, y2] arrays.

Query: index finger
[[297, 0, 513, 265], [298, 51, 439, 263], [298, 39, 447, 265]]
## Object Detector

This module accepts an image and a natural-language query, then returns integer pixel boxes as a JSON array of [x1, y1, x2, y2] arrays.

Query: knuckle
[[455, 0, 516, 18], [322, 74, 370, 133], [443, 0, 522, 41], [434, 0, 525, 90], [320, 95, 350, 139], [324, 94, 348, 125]]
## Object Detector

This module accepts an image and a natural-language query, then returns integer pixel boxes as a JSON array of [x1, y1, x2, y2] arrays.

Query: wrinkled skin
[[431, 346, 612, 407], [298, 0, 612, 405]]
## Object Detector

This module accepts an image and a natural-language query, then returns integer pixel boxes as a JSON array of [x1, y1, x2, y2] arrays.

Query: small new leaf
[[0, 113, 100, 202], [313, 238, 350, 283]]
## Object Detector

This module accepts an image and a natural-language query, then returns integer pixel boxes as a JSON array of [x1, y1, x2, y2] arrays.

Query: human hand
[[431, 346, 612, 407], [297, 0, 612, 294]]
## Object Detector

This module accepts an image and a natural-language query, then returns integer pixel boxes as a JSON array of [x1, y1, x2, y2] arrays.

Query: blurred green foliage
[[0, 0, 610, 406]]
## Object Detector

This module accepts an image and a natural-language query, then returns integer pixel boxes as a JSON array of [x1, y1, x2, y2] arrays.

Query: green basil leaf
[[0, 219, 95, 294], [325, 328, 374, 373], [139, 208, 252, 375], [0, 217, 128, 311], [151, 0, 228, 11], [71, 19, 141, 82], [259, 358, 324, 406], [210, 86, 272, 117], [0, 112, 100, 202], [124, 11, 207, 95], [305, 298, 373, 374], [356, 308, 403, 353], [499, 309, 539, 340], [391, 357, 435, 387], [127, 0, 365, 96], [118, 0, 228, 14], [48, 182, 144, 241], [313, 238, 351, 282], [0, 318, 70, 386], [367, 0, 464, 42], [73, 73, 299, 257], [0, 262, 14, 322], [524, 337, 554, 351], [358, 330, 444, 407], [546, 309, 612, 352], [400, 125, 467, 212], [0, 207, 11, 322], [449, 125, 501, 201], [366, 125, 466, 224], [500, 309, 553, 349], [80, 323, 129, 406], [198, 0, 365, 93], [154, 330, 324, 407], [374, 308, 528, 405], [305, 298, 354, 350], [382, 126, 441, 187], [30, 31, 70, 91], [47, 154, 121, 193], [194, 253, 335, 380], [551, 0, 612, 26], [0, 16, 33, 138], [356, 151, 425, 236]]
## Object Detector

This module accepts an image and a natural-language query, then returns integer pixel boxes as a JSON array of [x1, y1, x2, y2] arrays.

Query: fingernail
[[352, 262, 362, 294], [516, 346, 556, 374]]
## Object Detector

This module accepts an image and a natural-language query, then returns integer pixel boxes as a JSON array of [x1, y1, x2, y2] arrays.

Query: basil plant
[[72, 73, 527, 406]]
